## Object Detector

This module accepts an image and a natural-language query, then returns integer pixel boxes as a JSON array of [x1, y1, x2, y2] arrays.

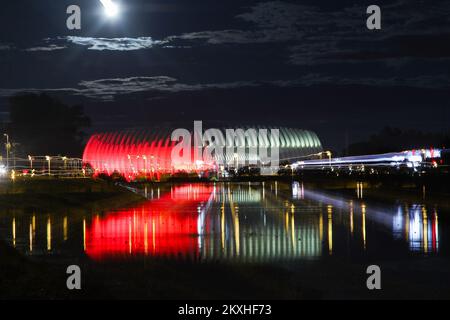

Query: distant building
[[82, 126, 322, 180]]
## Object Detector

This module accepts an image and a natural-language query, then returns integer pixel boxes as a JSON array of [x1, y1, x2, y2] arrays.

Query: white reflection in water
[[292, 181, 304, 200], [303, 188, 440, 254], [393, 204, 439, 253]]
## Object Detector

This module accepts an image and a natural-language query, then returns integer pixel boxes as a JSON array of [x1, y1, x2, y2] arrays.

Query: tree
[[7, 93, 90, 157], [345, 126, 449, 156]]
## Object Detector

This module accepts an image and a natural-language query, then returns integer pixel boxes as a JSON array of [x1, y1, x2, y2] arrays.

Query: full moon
[[100, 0, 119, 18]]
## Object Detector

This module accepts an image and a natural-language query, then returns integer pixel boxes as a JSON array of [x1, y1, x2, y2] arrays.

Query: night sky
[[0, 0, 449, 151]]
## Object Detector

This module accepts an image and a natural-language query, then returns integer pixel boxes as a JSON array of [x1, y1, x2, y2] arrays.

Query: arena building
[[82, 125, 322, 180]]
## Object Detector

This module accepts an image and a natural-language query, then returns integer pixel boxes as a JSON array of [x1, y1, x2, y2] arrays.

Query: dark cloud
[[21, 0, 450, 67], [0, 76, 260, 101], [0, 43, 13, 50], [273, 74, 450, 89], [2, 73, 448, 103]]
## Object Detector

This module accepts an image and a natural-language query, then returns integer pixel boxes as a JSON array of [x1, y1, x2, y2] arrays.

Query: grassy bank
[[0, 178, 145, 211]]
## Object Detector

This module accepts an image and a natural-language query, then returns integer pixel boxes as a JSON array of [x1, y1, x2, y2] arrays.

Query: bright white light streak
[[100, 0, 119, 17], [303, 189, 393, 230]]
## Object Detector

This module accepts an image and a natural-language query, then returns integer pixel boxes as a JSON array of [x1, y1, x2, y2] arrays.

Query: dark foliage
[[7, 93, 90, 157], [346, 127, 450, 156]]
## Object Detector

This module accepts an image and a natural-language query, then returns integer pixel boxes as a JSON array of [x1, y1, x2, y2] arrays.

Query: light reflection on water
[[0, 182, 442, 262], [392, 204, 439, 253]]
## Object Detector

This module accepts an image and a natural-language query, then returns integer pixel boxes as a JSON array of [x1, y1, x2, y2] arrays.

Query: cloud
[[168, 1, 307, 45], [63, 36, 165, 51], [167, 0, 450, 66], [0, 76, 259, 101], [22, 36, 165, 52], [271, 74, 450, 89], [22, 0, 450, 68], [1, 73, 448, 102], [76, 77, 259, 99], [25, 44, 67, 52], [286, 0, 450, 65], [236, 1, 306, 29], [167, 30, 273, 44], [0, 44, 13, 50]]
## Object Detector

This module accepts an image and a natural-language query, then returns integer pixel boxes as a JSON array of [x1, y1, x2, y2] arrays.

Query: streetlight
[[326, 151, 332, 168], [28, 155, 34, 169], [62, 156, 68, 171], [3, 134, 10, 168], [45, 156, 51, 176]]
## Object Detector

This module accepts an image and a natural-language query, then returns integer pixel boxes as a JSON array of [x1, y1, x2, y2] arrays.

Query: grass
[[0, 178, 144, 211]]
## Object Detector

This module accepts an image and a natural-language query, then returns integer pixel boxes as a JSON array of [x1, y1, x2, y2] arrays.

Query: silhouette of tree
[[346, 126, 449, 155], [7, 93, 90, 157]]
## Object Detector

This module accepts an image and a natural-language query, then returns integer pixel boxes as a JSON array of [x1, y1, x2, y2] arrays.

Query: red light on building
[[82, 127, 323, 181], [82, 130, 180, 180], [84, 184, 214, 260]]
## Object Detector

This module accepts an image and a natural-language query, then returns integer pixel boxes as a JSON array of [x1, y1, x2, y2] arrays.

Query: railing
[[0, 156, 86, 179]]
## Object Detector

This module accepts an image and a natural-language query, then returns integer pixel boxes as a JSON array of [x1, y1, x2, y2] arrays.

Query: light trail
[[293, 149, 443, 170]]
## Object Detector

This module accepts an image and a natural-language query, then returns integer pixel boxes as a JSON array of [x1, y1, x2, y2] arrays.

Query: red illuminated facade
[[83, 127, 178, 180], [82, 126, 322, 180]]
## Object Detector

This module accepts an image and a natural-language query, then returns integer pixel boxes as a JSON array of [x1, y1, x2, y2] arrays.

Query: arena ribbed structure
[[82, 126, 322, 180]]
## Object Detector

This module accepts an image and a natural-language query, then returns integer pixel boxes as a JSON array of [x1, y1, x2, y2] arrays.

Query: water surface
[[0, 182, 446, 263]]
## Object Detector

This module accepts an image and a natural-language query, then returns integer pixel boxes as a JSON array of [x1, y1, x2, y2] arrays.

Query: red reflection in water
[[85, 185, 214, 260]]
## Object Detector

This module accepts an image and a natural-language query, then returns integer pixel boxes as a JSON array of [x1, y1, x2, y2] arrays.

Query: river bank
[[0, 178, 145, 212]]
